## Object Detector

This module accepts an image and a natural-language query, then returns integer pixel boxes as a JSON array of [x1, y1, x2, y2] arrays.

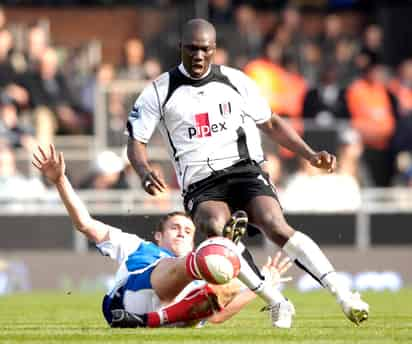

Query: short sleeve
[[96, 227, 143, 265], [240, 73, 272, 124], [126, 83, 161, 143]]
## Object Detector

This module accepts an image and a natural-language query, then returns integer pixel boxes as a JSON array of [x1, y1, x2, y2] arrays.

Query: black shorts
[[183, 160, 279, 216]]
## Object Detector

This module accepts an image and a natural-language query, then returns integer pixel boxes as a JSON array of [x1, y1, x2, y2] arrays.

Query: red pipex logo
[[188, 112, 227, 139]]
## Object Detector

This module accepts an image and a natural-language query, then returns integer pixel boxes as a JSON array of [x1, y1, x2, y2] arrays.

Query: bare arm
[[127, 137, 167, 195], [208, 286, 256, 324], [32, 145, 110, 244], [209, 253, 292, 324], [258, 114, 337, 172]]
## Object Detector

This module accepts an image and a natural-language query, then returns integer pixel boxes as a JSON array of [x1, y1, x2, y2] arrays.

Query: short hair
[[155, 211, 193, 234]]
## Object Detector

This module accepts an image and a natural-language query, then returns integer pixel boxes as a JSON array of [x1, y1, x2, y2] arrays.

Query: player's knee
[[197, 215, 226, 237], [258, 213, 293, 241]]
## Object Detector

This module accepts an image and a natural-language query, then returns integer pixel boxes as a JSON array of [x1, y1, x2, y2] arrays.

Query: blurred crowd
[[2, 2, 412, 212]]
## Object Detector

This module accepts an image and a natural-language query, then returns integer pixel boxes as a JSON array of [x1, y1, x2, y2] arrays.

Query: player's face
[[157, 215, 195, 256], [181, 30, 216, 78]]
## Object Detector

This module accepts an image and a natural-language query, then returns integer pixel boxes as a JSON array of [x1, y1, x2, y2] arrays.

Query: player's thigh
[[193, 200, 232, 236], [123, 267, 162, 314], [150, 257, 192, 304], [245, 195, 295, 246]]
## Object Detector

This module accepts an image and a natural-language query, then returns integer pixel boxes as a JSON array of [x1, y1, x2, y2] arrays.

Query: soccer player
[[32, 144, 291, 328], [126, 18, 369, 327]]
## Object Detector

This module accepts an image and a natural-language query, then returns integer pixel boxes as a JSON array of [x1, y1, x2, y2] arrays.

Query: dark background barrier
[[1, 212, 412, 250], [286, 214, 356, 245], [370, 214, 412, 245]]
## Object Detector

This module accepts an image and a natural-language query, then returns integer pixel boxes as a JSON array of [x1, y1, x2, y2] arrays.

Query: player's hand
[[309, 151, 337, 173], [261, 252, 292, 287], [141, 170, 167, 196], [32, 144, 65, 184]]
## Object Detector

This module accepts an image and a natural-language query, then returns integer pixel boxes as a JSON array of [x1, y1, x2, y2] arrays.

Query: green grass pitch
[[0, 289, 411, 343]]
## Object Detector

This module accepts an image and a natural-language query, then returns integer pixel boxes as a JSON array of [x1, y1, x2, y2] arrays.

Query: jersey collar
[[178, 63, 211, 80]]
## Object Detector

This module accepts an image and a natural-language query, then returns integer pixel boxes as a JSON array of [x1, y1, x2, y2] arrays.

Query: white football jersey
[[127, 64, 271, 191]]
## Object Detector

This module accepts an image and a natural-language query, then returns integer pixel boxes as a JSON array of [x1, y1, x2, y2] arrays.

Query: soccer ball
[[195, 237, 241, 285]]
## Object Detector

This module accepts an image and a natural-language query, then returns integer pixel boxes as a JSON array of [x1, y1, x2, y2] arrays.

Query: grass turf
[[0, 289, 411, 344]]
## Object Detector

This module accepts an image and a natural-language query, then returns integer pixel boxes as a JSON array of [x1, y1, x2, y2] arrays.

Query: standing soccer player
[[126, 18, 369, 327]]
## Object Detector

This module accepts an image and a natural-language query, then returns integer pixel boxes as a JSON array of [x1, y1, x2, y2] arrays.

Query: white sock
[[282, 231, 351, 302], [237, 242, 285, 305]]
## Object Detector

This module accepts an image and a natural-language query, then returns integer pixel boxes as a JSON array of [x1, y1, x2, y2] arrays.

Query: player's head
[[154, 211, 195, 256], [180, 18, 216, 78]]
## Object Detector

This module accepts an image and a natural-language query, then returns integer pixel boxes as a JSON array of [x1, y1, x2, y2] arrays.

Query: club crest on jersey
[[129, 105, 141, 119], [188, 112, 228, 139], [219, 102, 232, 118]]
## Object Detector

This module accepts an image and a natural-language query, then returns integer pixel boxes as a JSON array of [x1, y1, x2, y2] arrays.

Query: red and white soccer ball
[[195, 237, 241, 285]]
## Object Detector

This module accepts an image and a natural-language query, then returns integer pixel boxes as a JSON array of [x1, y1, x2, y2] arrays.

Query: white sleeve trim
[[96, 227, 143, 265]]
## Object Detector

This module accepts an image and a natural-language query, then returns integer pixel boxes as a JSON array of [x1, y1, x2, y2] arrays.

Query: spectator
[[389, 58, 412, 154], [281, 5, 301, 36], [228, 4, 262, 68], [25, 47, 92, 144], [299, 40, 322, 87], [208, 0, 234, 27], [322, 14, 344, 63], [282, 155, 361, 212], [24, 24, 49, 73], [345, 53, 396, 186], [118, 38, 146, 81], [334, 38, 358, 88], [362, 24, 383, 58], [81, 63, 116, 115], [213, 47, 230, 66], [244, 41, 285, 114], [0, 28, 29, 109], [0, 97, 36, 150], [0, 6, 6, 30], [0, 143, 45, 205], [337, 127, 372, 187], [78, 150, 128, 190], [404, 166, 412, 186], [303, 66, 346, 124], [143, 57, 162, 81]]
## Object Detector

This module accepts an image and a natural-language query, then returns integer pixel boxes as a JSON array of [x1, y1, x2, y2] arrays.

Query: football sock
[[237, 242, 286, 305], [146, 285, 219, 327], [282, 231, 351, 302]]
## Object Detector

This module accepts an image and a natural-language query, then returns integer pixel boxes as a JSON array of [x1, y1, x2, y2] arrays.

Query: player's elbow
[[73, 217, 93, 235]]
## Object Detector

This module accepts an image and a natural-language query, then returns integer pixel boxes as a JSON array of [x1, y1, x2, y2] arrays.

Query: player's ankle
[[322, 271, 351, 302]]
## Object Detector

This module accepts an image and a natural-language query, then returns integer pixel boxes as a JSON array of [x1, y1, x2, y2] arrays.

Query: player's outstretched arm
[[32, 144, 110, 244], [127, 137, 167, 195], [208, 252, 292, 324], [258, 113, 337, 172]]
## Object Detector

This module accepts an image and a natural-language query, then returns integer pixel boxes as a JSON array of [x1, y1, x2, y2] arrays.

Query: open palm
[[32, 144, 66, 184]]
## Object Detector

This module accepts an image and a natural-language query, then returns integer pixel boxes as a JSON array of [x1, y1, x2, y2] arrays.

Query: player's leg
[[150, 257, 196, 303], [111, 249, 221, 328], [112, 284, 221, 328], [192, 200, 232, 237], [193, 201, 292, 327], [246, 195, 369, 325]]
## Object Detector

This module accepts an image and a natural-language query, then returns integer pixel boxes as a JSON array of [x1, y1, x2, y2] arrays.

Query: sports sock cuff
[[147, 312, 161, 327]]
